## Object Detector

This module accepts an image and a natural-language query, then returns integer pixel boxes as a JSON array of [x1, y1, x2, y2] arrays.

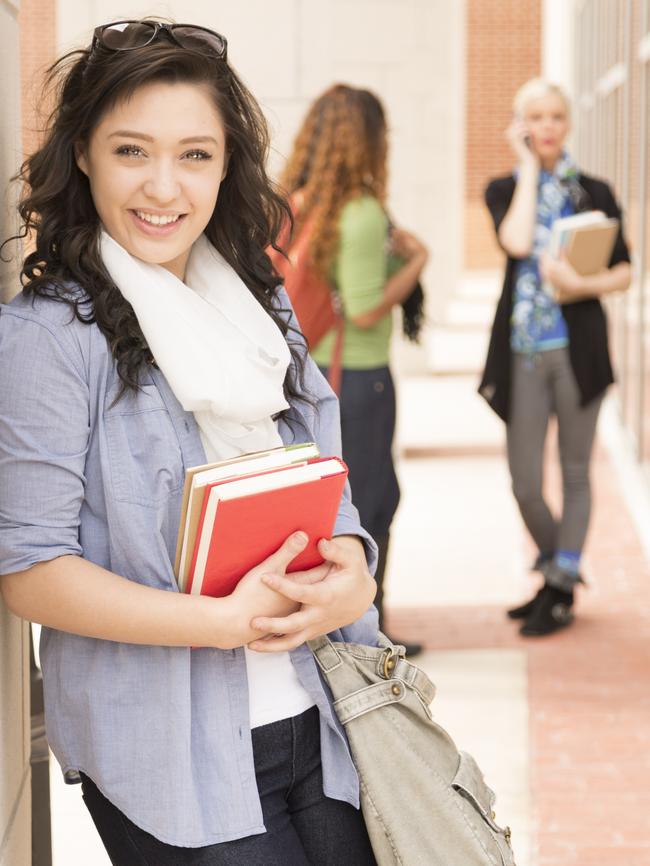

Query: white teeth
[[135, 211, 181, 226]]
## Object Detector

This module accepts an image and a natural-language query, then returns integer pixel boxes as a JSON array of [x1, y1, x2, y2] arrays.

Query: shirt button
[[374, 381, 384, 393]]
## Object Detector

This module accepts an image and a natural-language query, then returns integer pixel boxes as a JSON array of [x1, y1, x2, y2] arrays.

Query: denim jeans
[[507, 348, 602, 588], [319, 366, 400, 540], [80, 706, 377, 865]]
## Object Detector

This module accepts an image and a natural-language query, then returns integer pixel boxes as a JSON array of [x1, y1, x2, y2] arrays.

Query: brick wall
[[465, 0, 542, 269], [19, 0, 57, 159]]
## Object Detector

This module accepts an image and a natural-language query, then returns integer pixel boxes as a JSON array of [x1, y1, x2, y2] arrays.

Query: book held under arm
[[173, 443, 348, 598], [543, 210, 619, 298]]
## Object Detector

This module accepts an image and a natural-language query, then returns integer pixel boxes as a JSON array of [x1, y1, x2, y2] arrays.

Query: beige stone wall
[[2, 1, 59, 861], [0, 608, 30, 866], [0, 15, 31, 866], [0, 6, 31, 844]]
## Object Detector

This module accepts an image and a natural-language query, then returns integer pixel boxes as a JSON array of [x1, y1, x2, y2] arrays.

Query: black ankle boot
[[506, 585, 545, 620], [531, 552, 554, 573], [519, 584, 574, 637], [507, 552, 556, 619]]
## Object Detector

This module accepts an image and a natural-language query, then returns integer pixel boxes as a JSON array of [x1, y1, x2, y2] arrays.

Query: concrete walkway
[[385, 274, 650, 866]]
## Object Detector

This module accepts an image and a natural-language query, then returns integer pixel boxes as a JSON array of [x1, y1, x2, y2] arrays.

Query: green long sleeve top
[[311, 195, 395, 370]]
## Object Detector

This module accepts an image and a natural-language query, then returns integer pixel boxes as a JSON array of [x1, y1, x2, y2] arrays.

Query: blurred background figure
[[278, 84, 428, 655], [479, 79, 631, 636]]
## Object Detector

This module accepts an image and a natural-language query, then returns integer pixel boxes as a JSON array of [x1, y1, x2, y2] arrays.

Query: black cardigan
[[478, 172, 631, 422]]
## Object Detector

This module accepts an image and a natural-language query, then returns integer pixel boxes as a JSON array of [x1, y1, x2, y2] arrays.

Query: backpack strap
[[327, 308, 345, 395]]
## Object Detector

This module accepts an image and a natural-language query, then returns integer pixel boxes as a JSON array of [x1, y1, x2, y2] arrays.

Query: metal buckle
[[381, 647, 398, 679]]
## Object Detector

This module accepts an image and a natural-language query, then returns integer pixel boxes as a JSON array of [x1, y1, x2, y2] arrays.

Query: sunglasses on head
[[91, 20, 227, 60]]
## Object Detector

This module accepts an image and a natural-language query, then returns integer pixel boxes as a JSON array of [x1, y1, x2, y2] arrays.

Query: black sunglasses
[[91, 20, 227, 60]]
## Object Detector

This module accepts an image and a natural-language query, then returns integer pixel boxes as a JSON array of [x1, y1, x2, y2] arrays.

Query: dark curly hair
[[5, 21, 310, 407]]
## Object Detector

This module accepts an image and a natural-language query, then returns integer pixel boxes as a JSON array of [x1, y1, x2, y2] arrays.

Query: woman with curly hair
[[0, 20, 379, 864], [280, 85, 428, 655]]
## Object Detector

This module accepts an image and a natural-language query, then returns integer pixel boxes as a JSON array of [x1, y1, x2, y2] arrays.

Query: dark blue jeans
[[320, 366, 400, 540], [80, 707, 376, 865]]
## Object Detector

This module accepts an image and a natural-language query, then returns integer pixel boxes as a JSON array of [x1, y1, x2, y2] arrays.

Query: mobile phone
[[514, 112, 531, 149]]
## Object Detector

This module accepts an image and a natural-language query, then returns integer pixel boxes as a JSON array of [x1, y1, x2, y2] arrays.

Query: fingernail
[[319, 538, 330, 550], [293, 531, 308, 547]]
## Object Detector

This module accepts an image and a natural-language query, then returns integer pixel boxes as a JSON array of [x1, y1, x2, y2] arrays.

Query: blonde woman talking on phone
[[479, 79, 631, 636]]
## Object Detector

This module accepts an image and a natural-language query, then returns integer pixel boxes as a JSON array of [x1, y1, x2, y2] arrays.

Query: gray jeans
[[507, 348, 602, 590]]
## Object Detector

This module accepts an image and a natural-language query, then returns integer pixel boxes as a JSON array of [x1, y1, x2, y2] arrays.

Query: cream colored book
[[543, 210, 619, 298]]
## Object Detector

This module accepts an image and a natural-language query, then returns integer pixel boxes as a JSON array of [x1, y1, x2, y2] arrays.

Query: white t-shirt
[[195, 423, 315, 729], [244, 647, 316, 728]]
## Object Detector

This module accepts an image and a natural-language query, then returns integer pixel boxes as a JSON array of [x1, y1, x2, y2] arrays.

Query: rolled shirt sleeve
[[0, 306, 90, 574]]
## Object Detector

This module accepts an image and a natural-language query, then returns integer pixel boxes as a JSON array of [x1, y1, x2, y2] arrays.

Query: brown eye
[[115, 145, 145, 157], [183, 150, 212, 161]]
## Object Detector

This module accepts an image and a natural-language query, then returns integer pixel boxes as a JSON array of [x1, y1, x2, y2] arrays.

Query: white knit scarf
[[99, 230, 290, 461]]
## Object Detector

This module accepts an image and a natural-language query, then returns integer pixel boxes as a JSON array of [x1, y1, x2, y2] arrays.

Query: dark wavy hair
[[5, 21, 310, 407]]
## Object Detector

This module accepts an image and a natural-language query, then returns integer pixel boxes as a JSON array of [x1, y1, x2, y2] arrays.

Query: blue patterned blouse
[[510, 153, 578, 354]]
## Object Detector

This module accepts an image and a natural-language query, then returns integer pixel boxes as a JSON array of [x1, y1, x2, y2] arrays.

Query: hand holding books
[[203, 530, 335, 650], [175, 442, 348, 596], [541, 210, 619, 302], [539, 249, 584, 303], [225, 530, 324, 641], [247, 534, 376, 652], [174, 443, 376, 649]]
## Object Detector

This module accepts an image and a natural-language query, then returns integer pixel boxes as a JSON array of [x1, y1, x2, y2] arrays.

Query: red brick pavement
[[387, 440, 650, 865]]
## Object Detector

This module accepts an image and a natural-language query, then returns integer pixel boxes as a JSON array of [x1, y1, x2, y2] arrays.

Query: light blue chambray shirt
[[0, 286, 379, 848]]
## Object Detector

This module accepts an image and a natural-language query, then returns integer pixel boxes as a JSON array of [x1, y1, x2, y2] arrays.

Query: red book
[[186, 457, 348, 597]]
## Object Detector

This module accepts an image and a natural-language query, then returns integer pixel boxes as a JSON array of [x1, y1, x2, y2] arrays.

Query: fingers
[[264, 531, 309, 573], [317, 537, 358, 568], [285, 562, 332, 585], [509, 119, 529, 141], [248, 628, 312, 653], [506, 120, 535, 161], [539, 251, 552, 278], [249, 608, 311, 636], [256, 573, 335, 609]]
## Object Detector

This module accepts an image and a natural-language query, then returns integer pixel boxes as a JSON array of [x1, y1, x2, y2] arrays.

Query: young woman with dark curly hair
[[280, 85, 428, 656], [480, 79, 631, 637], [0, 20, 379, 865]]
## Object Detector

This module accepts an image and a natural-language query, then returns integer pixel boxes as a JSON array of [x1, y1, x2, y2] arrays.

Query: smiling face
[[76, 80, 227, 280], [521, 91, 570, 169]]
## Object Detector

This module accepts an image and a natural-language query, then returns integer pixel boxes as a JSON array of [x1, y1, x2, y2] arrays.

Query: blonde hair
[[513, 78, 571, 118]]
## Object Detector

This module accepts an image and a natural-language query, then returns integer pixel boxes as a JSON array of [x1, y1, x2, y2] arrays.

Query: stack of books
[[174, 443, 348, 598], [543, 210, 619, 298]]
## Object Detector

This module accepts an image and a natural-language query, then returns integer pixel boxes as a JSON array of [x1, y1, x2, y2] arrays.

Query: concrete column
[[542, 0, 576, 98], [0, 3, 32, 864]]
